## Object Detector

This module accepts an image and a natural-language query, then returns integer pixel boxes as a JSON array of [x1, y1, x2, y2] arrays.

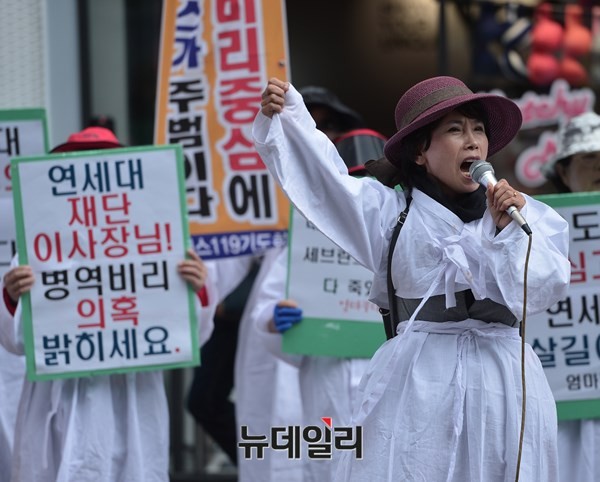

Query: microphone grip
[[481, 173, 532, 235], [506, 206, 533, 236]]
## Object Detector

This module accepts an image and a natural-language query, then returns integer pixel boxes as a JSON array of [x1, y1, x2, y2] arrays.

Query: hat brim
[[542, 140, 600, 179], [383, 93, 522, 165], [301, 92, 365, 129], [348, 164, 369, 177], [51, 140, 123, 153]]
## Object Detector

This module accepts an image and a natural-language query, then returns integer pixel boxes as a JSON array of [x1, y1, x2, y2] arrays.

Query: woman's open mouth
[[460, 159, 474, 176]]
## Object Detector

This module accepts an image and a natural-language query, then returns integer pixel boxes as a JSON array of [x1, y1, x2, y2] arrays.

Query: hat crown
[[542, 112, 600, 179], [395, 76, 474, 131], [68, 127, 118, 144], [558, 111, 600, 157], [561, 112, 600, 142], [299, 85, 340, 107], [383, 75, 522, 172], [51, 126, 122, 153], [299, 85, 365, 129]]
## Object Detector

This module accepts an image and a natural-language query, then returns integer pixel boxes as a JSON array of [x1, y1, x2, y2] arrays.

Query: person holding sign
[[254, 76, 570, 480], [0, 127, 209, 482], [255, 239, 372, 482], [543, 111, 600, 482]]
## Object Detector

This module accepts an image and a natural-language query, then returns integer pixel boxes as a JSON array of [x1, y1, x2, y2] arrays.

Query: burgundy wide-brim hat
[[51, 126, 123, 153], [383, 76, 523, 166]]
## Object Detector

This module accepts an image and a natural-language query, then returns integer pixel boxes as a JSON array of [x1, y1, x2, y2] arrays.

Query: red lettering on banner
[[4, 164, 11, 184], [216, 0, 256, 23], [34, 233, 63, 262], [223, 128, 253, 151], [593, 250, 600, 280], [218, 29, 259, 72], [222, 97, 260, 123], [221, 77, 261, 96], [229, 152, 265, 171]]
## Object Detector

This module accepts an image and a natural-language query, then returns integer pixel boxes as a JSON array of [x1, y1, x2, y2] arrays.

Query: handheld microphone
[[469, 160, 532, 235]]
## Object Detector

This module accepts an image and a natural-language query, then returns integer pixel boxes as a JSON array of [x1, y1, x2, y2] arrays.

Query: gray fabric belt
[[396, 289, 519, 327]]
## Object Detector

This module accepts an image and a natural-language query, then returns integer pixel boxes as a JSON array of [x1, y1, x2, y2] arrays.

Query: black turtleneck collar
[[412, 174, 487, 224]]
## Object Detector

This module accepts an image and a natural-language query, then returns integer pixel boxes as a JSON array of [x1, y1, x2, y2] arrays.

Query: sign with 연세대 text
[[11, 145, 199, 380]]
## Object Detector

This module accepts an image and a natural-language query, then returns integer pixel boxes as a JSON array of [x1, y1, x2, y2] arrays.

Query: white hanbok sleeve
[[250, 247, 302, 367], [478, 195, 570, 317], [253, 84, 404, 274], [0, 256, 24, 355]]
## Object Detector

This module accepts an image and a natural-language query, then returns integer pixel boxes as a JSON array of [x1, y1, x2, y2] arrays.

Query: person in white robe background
[[254, 76, 570, 481], [542, 111, 600, 482], [196, 249, 304, 482], [0, 345, 24, 482], [226, 248, 304, 482], [252, 245, 370, 482], [0, 127, 211, 482]]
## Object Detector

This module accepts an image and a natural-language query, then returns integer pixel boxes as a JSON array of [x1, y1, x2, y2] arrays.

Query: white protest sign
[[284, 208, 385, 358], [530, 192, 600, 420], [11, 145, 199, 380], [0, 109, 48, 278]]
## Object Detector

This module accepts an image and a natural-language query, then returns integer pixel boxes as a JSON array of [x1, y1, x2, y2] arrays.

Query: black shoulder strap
[[382, 195, 411, 340]]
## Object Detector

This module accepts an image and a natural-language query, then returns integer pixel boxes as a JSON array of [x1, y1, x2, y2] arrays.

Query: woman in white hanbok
[[253, 76, 571, 481]]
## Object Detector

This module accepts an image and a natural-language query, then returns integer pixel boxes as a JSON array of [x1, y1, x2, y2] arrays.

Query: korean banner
[[11, 145, 199, 380], [283, 207, 386, 358], [154, 0, 290, 260], [529, 192, 600, 420], [0, 109, 49, 278]]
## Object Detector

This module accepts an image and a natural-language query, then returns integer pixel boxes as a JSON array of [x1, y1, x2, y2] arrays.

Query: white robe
[[226, 247, 303, 482], [0, 256, 214, 482], [557, 419, 600, 482], [0, 346, 24, 482], [253, 245, 371, 482], [253, 84, 571, 481]]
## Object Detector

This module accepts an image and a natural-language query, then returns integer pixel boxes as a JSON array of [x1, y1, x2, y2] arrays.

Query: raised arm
[[253, 79, 404, 273]]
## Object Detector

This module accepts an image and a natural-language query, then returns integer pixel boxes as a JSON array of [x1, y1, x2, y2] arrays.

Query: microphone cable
[[515, 231, 533, 482]]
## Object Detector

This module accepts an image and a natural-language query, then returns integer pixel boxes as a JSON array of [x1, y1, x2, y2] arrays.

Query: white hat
[[543, 112, 600, 178]]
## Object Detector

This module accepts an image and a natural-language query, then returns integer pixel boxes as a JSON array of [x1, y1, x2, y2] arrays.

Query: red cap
[[51, 127, 123, 153]]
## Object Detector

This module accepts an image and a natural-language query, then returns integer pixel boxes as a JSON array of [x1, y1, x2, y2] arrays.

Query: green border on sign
[[0, 108, 50, 153], [11, 144, 199, 380], [282, 318, 386, 358], [556, 399, 600, 421], [284, 205, 386, 358], [535, 191, 600, 209], [535, 191, 600, 420]]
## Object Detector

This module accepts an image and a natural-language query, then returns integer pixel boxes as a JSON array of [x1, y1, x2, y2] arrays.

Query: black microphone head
[[469, 160, 494, 183]]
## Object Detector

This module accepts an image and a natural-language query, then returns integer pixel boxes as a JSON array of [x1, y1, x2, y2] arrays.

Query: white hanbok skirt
[[334, 319, 558, 482], [11, 372, 169, 482]]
